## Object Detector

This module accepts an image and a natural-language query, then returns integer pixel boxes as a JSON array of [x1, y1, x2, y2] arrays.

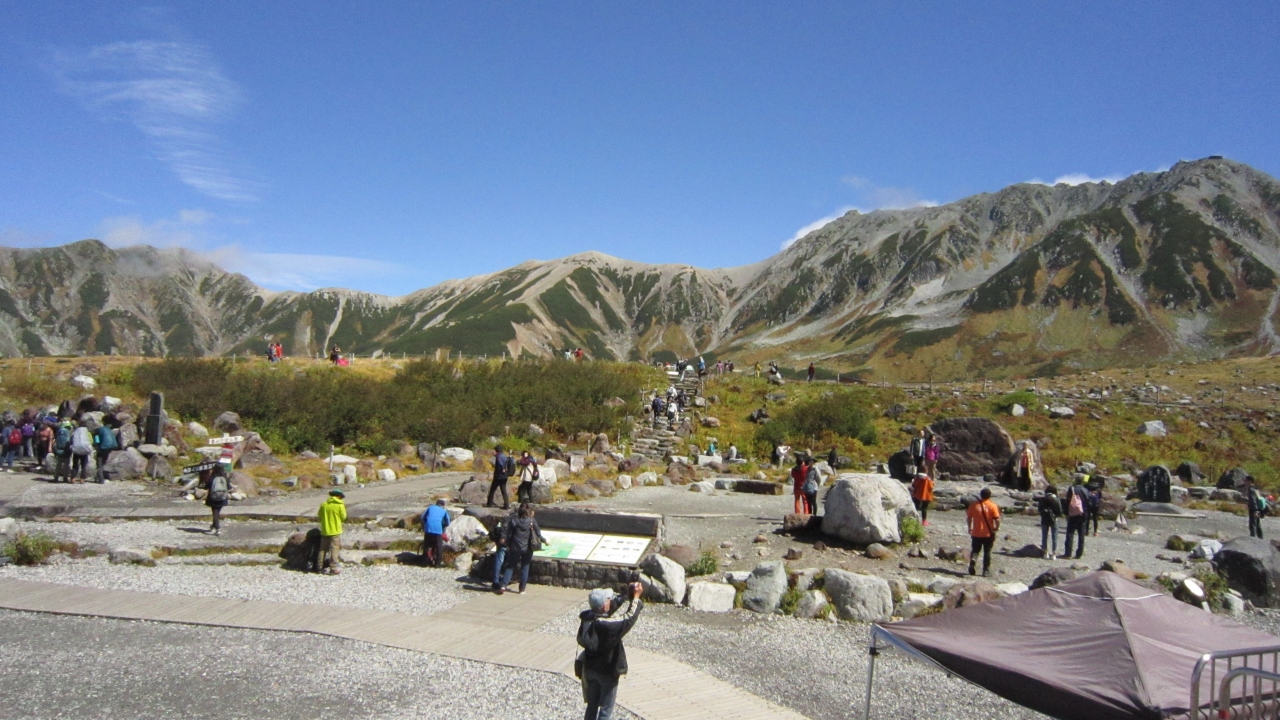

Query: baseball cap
[[329, 489, 345, 497]]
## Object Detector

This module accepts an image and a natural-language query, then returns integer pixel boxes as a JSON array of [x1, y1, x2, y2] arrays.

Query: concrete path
[[0, 578, 809, 720]]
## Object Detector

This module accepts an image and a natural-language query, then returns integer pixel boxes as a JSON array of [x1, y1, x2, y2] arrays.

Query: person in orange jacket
[[910, 472, 935, 526]]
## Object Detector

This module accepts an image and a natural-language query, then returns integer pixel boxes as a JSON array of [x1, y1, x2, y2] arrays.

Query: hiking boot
[[968, 564, 976, 576], [496, 586, 505, 595]]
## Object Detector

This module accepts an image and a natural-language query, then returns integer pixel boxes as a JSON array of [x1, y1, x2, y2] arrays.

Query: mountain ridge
[[3, 156, 1278, 379]]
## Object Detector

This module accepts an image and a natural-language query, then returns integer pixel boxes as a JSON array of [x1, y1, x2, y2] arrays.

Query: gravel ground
[[0, 557, 474, 617], [0, 609, 636, 720], [11, 516, 420, 552]]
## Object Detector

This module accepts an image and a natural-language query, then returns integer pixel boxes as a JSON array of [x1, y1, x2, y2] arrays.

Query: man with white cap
[[577, 582, 643, 720]]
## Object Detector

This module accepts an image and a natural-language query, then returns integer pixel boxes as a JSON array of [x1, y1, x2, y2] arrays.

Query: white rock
[[101, 396, 122, 411], [343, 465, 358, 483], [928, 576, 960, 595], [452, 551, 473, 574], [696, 454, 722, 467], [228, 491, 247, 501], [996, 582, 1029, 595], [70, 375, 97, 390], [1049, 406, 1075, 419], [724, 570, 752, 584], [1190, 539, 1223, 560], [109, 547, 156, 566], [538, 465, 558, 484], [568, 454, 585, 473], [376, 468, 396, 482], [1137, 420, 1167, 437], [543, 459, 571, 478], [685, 582, 736, 613], [895, 592, 943, 619], [187, 422, 209, 438], [439, 447, 474, 463], [617, 474, 632, 489], [823, 569, 893, 622], [443, 515, 488, 552], [1011, 404, 1026, 417], [328, 454, 360, 464], [639, 554, 687, 604], [689, 481, 716, 493], [821, 474, 919, 544], [636, 471, 659, 486], [0, 517, 16, 535], [794, 589, 830, 619]]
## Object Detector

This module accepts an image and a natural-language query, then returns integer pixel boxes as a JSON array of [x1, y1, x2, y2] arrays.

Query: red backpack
[[7, 428, 21, 446]]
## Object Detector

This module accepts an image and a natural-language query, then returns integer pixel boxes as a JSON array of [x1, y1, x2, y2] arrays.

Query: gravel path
[[0, 609, 636, 720], [0, 557, 474, 617]]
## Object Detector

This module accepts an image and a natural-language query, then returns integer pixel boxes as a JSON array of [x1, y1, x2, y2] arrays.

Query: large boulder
[[742, 561, 788, 613], [439, 447, 474, 464], [1214, 537, 1280, 608], [543, 458, 571, 478], [943, 580, 1005, 610], [145, 455, 172, 480], [685, 582, 736, 613], [1030, 567, 1078, 590], [103, 447, 147, 480], [794, 590, 831, 619], [1137, 420, 1167, 438], [443, 515, 488, 552], [70, 375, 97, 390], [1217, 467, 1250, 490], [1138, 465, 1173, 503], [927, 417, 1017, 477], [1176, 461, 1204, 485], [635, 471, 659, 486], [822, 569, 893, 622], [821, 474, 919, 544], [213, 412, 242, 434], [639, 554, 687, 604], [458, 475, 491, 505], [887, 449, 915, 481], [279, 529, 321, 570], [529, 477, 554, 503], [187, 422, 209, 438], [1000, 439, 1047, 490]]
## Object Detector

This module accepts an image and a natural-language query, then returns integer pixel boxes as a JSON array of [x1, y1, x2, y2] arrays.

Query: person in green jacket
[[317, 489, 347, 575]]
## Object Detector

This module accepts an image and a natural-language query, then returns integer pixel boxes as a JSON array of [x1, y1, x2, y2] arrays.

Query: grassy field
[[0, 353, 1276, 491]]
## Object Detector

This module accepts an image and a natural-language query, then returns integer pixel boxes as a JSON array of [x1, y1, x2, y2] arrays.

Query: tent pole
[[863, 644, 880, 720]]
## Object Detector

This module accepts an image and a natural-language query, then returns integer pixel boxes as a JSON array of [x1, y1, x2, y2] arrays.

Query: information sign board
[[533, 530, 652, 566]]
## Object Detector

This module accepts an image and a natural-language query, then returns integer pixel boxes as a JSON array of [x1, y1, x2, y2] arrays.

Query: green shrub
[[752, 388, 878, 451], [687, 551, 718, 577], [907, 580, 928, 594], [1165, 535, 1197, 552], [992, 390, 1038, 414], [779, 586, 804, 615], [2, 532, 58, 565], [899, 515, 925, 544]]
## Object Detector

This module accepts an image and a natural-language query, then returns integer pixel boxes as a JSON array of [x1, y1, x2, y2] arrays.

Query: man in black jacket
[[486, 445, 512, 510], [578, 582, 644, 720]]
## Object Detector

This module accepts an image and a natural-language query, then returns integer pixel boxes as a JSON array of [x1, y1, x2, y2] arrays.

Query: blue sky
[[2, 2, 1278, 295]]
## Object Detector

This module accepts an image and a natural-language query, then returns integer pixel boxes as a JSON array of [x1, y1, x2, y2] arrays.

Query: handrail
[[1191, 646, 1280, 719], [1216, 666, 1280, 719]]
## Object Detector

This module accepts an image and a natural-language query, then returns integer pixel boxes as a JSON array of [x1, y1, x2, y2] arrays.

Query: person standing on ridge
[[966, 487, 1001, 576], [317, 489, 347, 574], [807, 363, 816, 382], [487, 445, 513, 510], [577, 582, 644, 720]]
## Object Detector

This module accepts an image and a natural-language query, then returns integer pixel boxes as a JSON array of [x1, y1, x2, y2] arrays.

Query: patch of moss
[[891, 325, 960, 355]]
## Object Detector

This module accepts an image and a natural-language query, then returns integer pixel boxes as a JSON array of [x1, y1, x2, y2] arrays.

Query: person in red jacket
[[791, 454, 812, 514]]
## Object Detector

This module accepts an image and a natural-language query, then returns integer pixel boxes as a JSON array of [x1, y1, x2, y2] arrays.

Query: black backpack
[[506, 454, 517, 477]]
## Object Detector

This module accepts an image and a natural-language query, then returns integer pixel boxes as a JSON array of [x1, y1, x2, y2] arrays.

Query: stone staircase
[[628, 370, 704, 463]]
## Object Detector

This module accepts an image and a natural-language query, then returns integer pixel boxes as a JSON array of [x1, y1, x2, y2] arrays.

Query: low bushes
[[2, 532, 58, 565]]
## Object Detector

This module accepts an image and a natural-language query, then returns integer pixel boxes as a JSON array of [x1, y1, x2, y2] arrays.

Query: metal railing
[[1191, 645, 1280, 719]]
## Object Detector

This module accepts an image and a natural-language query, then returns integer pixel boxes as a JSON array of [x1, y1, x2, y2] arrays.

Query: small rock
[[685, 582, 736, 613], [865, 543, 895, 560], [783, 548, 803, 561], [1137, 420, 1167, 437], [376, 468, 396, 482], [794, 590, 830, 619], [108, 547, 156, 566], [936, 546, 964, 562], [753, 534, 768, 544]]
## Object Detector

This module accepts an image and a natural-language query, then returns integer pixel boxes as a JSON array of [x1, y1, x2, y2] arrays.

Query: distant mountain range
[[2, 157, 1278, 380]]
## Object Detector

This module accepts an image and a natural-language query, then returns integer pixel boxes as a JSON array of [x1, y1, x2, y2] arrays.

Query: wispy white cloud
[[95, 210, 409, 292], [782, 176, 939, 250], [95, 190, 134, 205], [52, 39, 258, 202], [1026, 172, 1125, 186]]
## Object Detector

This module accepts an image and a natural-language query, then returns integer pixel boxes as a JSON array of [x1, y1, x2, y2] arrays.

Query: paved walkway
[[0, 578, 808, 720]]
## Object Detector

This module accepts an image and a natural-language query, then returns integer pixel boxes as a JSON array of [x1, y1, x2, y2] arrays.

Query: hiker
[[577, 582, 644, 720], [966, 487, 1001, 577], [1038, 484, 1063, 559], [92, 421, 118, 483], [803, 460, 822, 516], [697, 356, 706, 377], [516, 451, 539, 504], [490, 512, 509, 591], [923, 434, 941, 479], [317, 489, 347, 574], [726, 444, 739, 461], [807, 363, 816, 382], [496, 503, 546, 595], [1063, 478, 1090, 560], [1246, 476, 1267, 539], [1015, 445, 1035, 492], [329, 345, 341, 364], [20, 416, 35, 459], [422, 498, 450, 567], [0, 418, 18, 472], [1087, 482, 1103, 537], [910, 472, 934, 525], [34, 420, 53, 465], [791, 454, 811, 514], [487, 445, 514, 510], [70, 421, 94, 483], [909, 430, 926, 475], [52, 419, 73, 482], [204, 462, 232, 536], [827, 447, 838, 469]]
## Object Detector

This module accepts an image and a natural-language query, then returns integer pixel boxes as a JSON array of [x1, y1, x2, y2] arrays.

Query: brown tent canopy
[[866, 572, 1280, 720]]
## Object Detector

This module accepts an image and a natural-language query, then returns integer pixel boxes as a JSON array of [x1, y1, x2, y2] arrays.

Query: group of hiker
[[264, 341, 285, 363], [0, 408, 120, 483], [483, 445, 541, 510], [1035, 474, 1103, 560]]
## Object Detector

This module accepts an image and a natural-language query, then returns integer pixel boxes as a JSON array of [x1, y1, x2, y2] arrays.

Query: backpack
[[95, 426, 118, 451], [209, 474, 229, 503], [506, 455, 517, 477], [1067, 488, 1085, 517], [803, 466, 820, 494], [21, 422, 34, 438], [7, 427, 20, 446], [54, 425, 72, 453], [1256, 492, 1269, 517], [71, 427, 94, 455]]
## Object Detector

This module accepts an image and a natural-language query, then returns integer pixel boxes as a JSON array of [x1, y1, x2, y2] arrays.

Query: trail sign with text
[[209, 435, 244, 446], [183, 461, 219, 475]]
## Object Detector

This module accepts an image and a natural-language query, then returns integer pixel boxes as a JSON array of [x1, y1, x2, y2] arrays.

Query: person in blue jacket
[[422, 498, 451, 567]]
